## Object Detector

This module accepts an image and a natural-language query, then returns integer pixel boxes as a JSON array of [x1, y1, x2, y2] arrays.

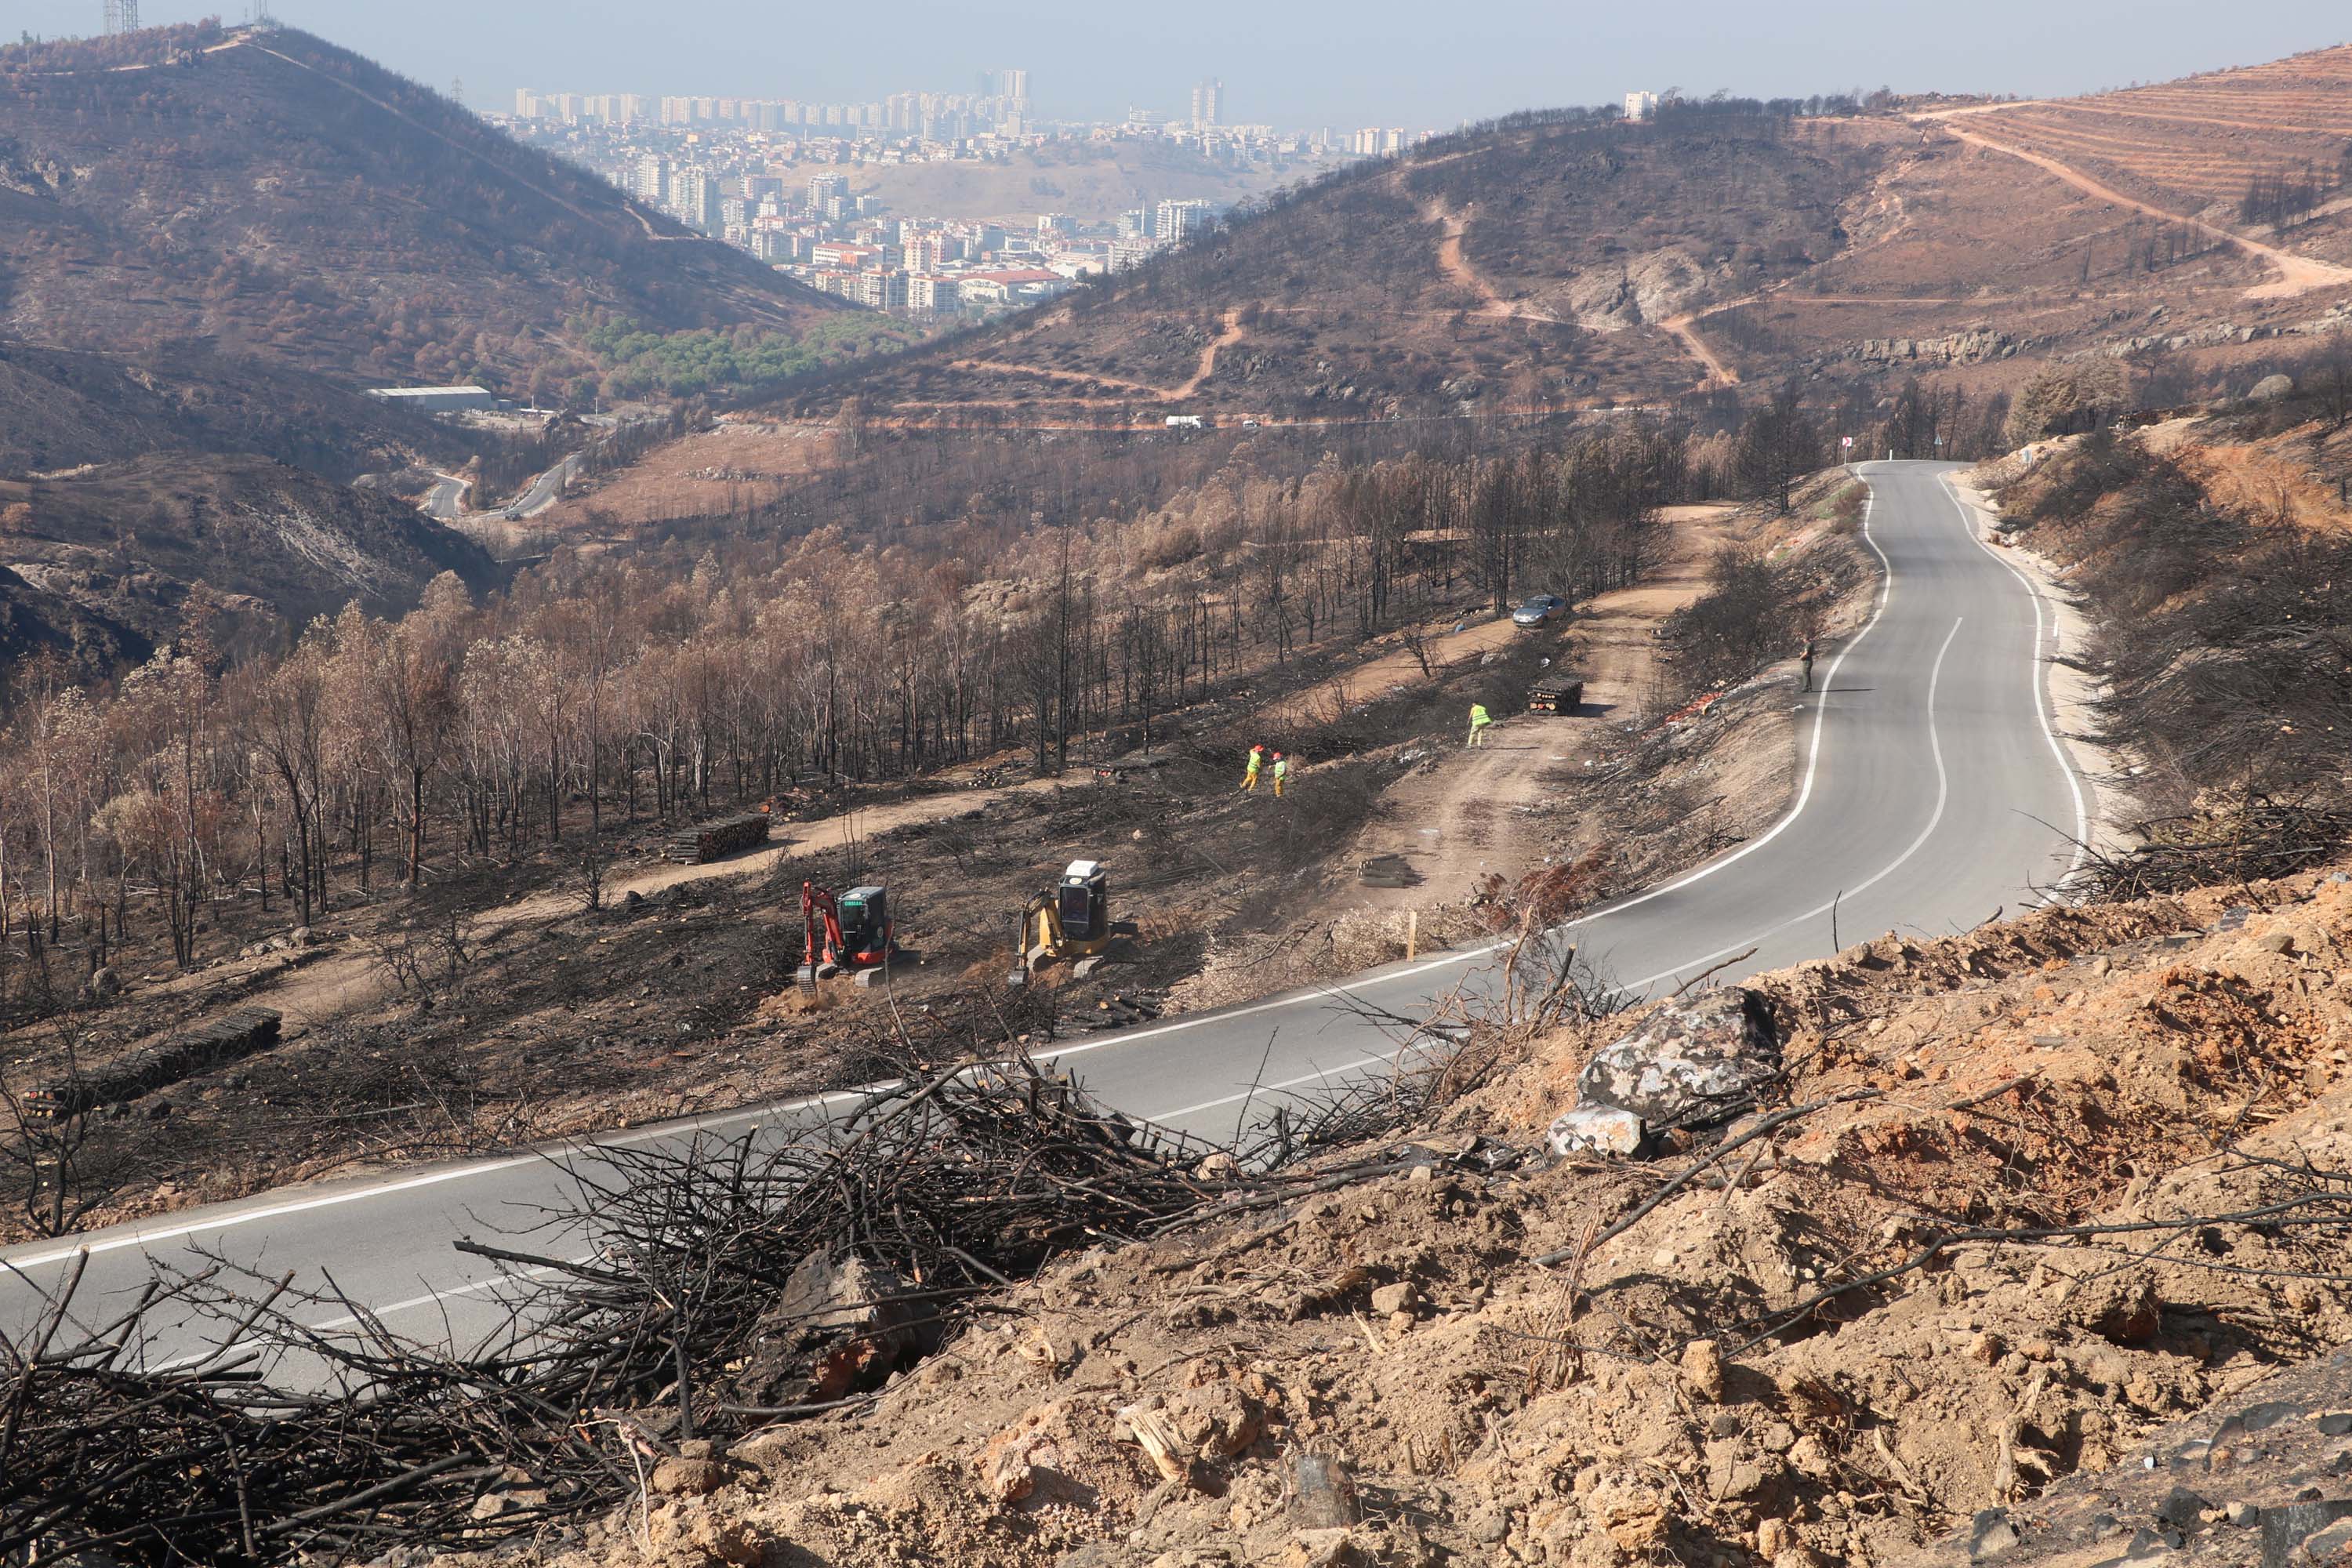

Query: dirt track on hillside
[[1922, 117, 2352, 300], [1330, 503, 1740, 913]]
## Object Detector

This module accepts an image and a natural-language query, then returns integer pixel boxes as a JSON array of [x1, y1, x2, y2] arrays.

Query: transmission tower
[[102, 0, 140, 35]]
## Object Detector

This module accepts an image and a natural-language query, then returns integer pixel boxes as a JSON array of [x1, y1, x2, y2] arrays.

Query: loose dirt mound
[[426, 861, 2352, 1568]]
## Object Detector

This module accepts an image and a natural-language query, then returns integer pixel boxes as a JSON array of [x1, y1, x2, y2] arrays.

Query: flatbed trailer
[[1527, 677, 1584, 714]]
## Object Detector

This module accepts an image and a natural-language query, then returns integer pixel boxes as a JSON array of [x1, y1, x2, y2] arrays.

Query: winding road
[[0, 463, 2092, 1367]]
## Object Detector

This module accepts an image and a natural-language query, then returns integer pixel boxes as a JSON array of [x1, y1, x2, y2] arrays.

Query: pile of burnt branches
[[2070, 799, 2352, 901], [0, 1052, 1283, 1566]]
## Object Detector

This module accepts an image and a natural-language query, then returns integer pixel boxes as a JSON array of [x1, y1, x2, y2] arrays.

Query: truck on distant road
[[1165, 415, 1206, 430]]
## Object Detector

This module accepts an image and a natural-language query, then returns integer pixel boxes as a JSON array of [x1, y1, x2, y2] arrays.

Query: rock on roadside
[[1577, 986, 1780, 1130]]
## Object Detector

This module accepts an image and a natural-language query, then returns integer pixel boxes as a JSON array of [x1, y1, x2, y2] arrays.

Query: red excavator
[[797, 881, 895, 988]]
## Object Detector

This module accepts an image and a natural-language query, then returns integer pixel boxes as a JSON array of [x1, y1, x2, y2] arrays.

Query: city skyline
[[13, 0, 2349, 129]]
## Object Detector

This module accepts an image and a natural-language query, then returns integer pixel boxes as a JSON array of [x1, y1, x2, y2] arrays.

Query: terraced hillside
[[1929, 45, 2352, 260]]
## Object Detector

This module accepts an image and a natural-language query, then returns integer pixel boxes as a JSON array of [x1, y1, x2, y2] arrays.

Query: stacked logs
[[21, 1007, 282, 1121], [660, 813, 772, 865]]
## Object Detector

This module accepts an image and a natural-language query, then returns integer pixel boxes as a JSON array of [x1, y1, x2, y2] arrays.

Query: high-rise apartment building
[[1155, 198, 1211, 244], [1190, 78, 1222, 128], [632, 155, 670, 205], [808, 172, 850, 213], [672, 169, 723, 235], [1624, 90, 1658, 122], [513, 89, 543, 120]]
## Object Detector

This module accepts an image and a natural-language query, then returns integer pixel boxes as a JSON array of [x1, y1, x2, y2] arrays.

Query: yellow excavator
[[1007, 859, 1112, 987]]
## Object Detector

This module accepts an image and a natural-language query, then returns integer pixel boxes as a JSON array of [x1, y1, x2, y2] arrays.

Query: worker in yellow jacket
[[1467, 702, 1494, 748], [1272, 753, 1290, 797], [1241, 743, 1264, 792]]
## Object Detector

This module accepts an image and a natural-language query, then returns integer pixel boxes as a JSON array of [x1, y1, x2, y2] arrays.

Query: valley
[[2, 15, 2352, 1568]]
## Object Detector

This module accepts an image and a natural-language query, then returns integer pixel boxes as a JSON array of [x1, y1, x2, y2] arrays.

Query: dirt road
[[1920, 116, 2352, 300], [942, 309, 1243, 406], [1421, 195, 1563, 325], [1660, 311, 1741, 389], [1329, 503, 1740, 910]]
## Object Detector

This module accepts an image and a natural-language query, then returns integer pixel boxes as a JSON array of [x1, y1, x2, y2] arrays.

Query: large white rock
[[1549, 1105, 1645, 1157], [1577, 986, 1780, 1130]]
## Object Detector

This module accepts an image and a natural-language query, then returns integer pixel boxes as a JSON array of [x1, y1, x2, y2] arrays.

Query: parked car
[[1512, 594, 1567, 627]]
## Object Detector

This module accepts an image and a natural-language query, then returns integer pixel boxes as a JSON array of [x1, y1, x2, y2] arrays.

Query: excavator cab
[[1009, 860, 1112, 988], [797, 880, 896, 988], [837, 886, 892, 966], [1056, 860, 1109, 951]]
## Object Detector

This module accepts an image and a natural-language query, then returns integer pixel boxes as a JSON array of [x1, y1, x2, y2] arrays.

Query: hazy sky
[[18, 1, 2348, 127]]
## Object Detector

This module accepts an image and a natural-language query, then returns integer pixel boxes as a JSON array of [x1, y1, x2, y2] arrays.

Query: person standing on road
[[1272, 752, 1289, 797], [1467, 702, 1493, 748], [1241, 744, 1264, 792], [1799, 637, 1817, 695]]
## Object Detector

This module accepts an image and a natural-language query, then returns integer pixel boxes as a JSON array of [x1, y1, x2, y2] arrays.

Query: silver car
[[1512, 594, 1566, 627]]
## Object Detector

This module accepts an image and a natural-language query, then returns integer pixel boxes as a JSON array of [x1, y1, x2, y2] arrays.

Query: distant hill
[[0, 339, 457, 482], [804, 105, 1895, 421], [0, 453, 503, 680], [798, 71, 2352, 427], [0, 21, 848, 408]]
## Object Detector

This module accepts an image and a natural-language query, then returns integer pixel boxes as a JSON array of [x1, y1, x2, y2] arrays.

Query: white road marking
[[1161, 608, 1967, 1120], [1941, 475, 2094, 882], [0, 466, 2061, 1312], [1, 1090, 876, 1272], [1030, 482, 1904, 1055], [2, 479, 1909, 1276]]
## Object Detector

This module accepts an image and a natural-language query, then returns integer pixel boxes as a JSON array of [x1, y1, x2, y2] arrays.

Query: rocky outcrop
[[1567, 248, 1711, 331], [1576, 986, 1782, 1131], [1850, 329, 2017, 365]]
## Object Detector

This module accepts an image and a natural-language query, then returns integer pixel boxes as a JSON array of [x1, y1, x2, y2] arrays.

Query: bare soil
[[1265, 484, 1875, 1006], [1328, 503, 1744, 916], [416, 857, 2352, 1568], [537, 421, 847, 532], [0, 585, 1550, 1243]]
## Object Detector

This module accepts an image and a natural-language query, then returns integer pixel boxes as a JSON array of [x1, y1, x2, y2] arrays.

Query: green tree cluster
[[575, 314, 913, 399]]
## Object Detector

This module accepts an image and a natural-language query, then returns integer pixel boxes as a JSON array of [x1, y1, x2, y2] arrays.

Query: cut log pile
[[661, 812, 772, 865], [23, 1007, 282, 1121], [1359, 852, 1423, 888]]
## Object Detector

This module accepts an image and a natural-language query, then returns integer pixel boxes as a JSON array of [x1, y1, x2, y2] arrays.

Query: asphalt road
[[0, 462, 2090, 1367], [506, 453, 582, 519], [419, 472, 467, 521]]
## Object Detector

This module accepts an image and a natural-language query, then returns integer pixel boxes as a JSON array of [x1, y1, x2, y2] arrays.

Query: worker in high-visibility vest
[[1467, 702, 1494, 748], [1272, 753, 1290, 797], [1241, 744, 1264, 792]]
